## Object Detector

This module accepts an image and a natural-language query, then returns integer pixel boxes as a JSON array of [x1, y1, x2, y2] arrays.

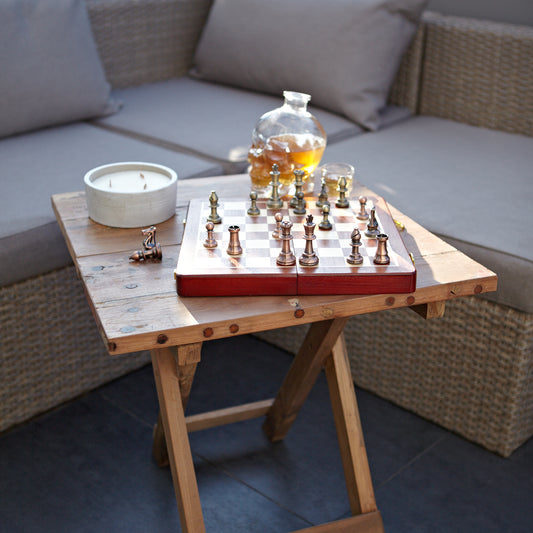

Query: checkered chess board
[[176, 198, 416, 296]]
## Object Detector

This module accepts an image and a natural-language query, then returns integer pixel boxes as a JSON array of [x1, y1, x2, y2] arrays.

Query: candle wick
[[143, 183, 147, 190], [140, 173, 145, 179], [109, 179, 112, 188]]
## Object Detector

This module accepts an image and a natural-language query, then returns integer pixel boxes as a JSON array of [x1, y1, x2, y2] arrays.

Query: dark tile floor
[[1, 335, 532, 532]]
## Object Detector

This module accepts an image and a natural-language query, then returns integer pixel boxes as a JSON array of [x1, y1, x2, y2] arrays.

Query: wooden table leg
[[153, 344, 202, 467], [324, 333, 380, 522], [263, 317, 349, 442], [151, 344, 205, 533]]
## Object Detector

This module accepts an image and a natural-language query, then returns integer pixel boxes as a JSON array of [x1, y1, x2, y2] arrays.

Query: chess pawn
[[293, 191, 306, 215], [266, 164, 283, 209], [346, 228, 363, 265], [356, 196, 369, 220], [272, 212, 283, 239], [207, 190, 222, 224], [276, 221, 296, 266], [319, 203, 333, 231], [203, 222, 217, 248], [226, 225, 243, 255], [373, 233, 390, 265], [247, 190, 261, 216]]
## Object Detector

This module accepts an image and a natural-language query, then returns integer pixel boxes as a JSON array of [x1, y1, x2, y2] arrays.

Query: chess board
[[175, 197, 416, 297]]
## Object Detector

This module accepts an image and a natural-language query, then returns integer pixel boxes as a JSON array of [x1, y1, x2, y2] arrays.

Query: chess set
[[175, 167, 416, 297]]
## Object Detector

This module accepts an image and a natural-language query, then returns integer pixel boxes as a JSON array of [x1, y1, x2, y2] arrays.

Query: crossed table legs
[[151, 318, 384, 533]]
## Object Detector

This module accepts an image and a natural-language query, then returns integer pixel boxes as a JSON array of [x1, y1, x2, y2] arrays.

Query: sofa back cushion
[[0, 0, 117, 138], [191, 0, 427, 131]]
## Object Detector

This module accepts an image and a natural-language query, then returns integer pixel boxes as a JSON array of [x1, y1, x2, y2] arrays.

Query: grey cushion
[[191, 0, 427, 130], [0, 0, 118, 138], [94, 77, 410, 172], [322, 116, 533, 312], [0, 123, 223, 287]]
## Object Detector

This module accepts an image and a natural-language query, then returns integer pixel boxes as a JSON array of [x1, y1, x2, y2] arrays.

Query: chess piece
[[203, 222, 217, 248], [293, 191, 306, 215], [365, 207, 380, 237], [373, 233, 390, 265], [290, 169, 306, 208], [207, 190, 222, 224], [346, 228, 363, 265], [129, 226, 162, 261], [272, 212, 283, 239], [266, 164, 283, 209], [319, 203, 332, 231], [335, 176, 350, 208], [299, 214, 319, 266], [316, 181, 328, 208], [226, 225, 242, 255], [356, 196, 369, 220], [247, 190, 261, 216], [276, 221, 296, 266]]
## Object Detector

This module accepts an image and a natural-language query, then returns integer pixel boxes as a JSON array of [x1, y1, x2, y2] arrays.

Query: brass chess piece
[[267, 164, 283, 209], [276, 221, 296, 266], [207, 190, 222, 224], [299, 214, 319, 267], [373, 233, 390, 265], [272, 212, 283, 239], [319, 203, 333, 231], [316, 181, 328, 208], [203, 222, 217, 248], [293, 191, 306, 215], [290, 169, 306, 208], [365, 207, 380, 238], [129, 226, 162, 261], [247, 190, 261, 216], [226, 225, 243, 255], [346, 228, 363, 265], [356, 196, 369, 220], [335, 176, 350, 208]]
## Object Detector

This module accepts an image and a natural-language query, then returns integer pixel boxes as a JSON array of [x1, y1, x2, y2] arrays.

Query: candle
[[91, 170, 170, 193], [84, 162, 178, 228]]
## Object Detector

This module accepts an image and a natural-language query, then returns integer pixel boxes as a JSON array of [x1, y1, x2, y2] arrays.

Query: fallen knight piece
[[129, 226, 162, 261]]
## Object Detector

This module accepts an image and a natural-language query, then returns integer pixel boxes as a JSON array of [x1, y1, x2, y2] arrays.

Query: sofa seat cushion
[[93, 78, 411, 173], [0, 123, 223, 287], [322, 116, 533, 313]]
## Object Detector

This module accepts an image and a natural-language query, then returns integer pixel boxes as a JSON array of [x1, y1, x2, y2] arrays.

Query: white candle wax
[[91, 170, 170, 192]]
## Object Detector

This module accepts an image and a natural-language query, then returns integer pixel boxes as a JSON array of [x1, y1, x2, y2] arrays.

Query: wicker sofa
[[1, 0, 532, 458]]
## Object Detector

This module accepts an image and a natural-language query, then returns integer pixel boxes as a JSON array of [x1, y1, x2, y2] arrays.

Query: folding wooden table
[[53, 174, 496, 532]]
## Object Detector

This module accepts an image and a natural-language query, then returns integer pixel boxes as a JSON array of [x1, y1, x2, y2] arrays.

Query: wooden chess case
[[175, 196, 416, 297]]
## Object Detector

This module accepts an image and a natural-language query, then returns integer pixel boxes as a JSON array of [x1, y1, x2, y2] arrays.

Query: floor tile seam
[[192, 451, 315, 527], [97, 391, 155, 429], [375, 434, 449, 490]]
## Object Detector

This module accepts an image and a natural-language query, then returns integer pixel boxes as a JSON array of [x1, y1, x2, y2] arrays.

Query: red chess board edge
[[175, 196, 416, 297]]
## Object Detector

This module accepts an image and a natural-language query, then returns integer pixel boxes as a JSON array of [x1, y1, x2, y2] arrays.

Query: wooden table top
[[52, 174, 497, 355]]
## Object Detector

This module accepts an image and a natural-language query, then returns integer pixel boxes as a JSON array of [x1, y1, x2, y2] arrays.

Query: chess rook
[[226, 225, 242, 255], [276, 221, 296, 266], [373, 233, 390, 265]]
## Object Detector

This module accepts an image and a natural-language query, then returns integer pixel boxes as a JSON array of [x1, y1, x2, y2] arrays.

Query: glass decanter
[[248, 91, 327, 196]]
